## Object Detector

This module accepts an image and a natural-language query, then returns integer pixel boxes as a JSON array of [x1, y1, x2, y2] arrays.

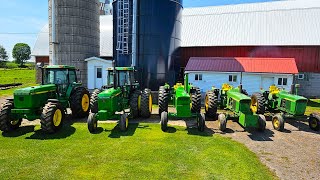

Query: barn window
[[229, 75, 237, 82], [195, 74, 203, 81], [298, 74, 305, 80], [278, 78, 288, 86]]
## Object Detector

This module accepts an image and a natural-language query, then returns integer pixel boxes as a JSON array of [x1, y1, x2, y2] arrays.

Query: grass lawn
[[305, 99, 320, 115], [0, 123, 276, 179], [0, 69, 37, 97]]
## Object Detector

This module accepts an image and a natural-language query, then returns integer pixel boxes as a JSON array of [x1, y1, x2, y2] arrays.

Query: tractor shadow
[[307, 100, 320, 108], [247, 128, 275, 141], [107, 123, 141, 138], [26, 122, 76, 140], [286, 118, 320, 135], [2, 125, 35, 137], [185, 121, 214, 137]]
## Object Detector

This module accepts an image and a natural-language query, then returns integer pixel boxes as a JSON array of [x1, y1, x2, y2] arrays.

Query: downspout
[[131, 0, 137, 67], [51, 0, 56, 65]]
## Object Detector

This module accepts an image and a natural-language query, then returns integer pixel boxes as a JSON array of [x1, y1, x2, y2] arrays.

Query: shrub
[[6, 62, 19, 69]]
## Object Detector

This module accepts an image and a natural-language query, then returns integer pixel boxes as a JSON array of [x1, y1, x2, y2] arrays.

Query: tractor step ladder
[[116, 0, 130, 54]]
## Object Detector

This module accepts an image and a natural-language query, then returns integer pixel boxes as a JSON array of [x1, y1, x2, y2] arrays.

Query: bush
[[6, 62, 19, 69]]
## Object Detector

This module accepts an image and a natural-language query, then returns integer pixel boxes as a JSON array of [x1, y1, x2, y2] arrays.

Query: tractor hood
[[98, 88, 121, 99], [14, 84, 56, 96], [278, 91, 308, 102]]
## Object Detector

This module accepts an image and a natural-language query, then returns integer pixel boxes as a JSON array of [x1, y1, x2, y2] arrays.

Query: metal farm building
[[32, 0, 320, 97]]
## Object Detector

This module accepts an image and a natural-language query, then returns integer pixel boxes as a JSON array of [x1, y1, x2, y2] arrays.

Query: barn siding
[[181, 46, 320, 73], [295, 73, 320, 97]]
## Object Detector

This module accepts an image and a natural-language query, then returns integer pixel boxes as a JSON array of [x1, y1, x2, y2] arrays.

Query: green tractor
[[87, 67, 152, 133], [158, 73, 205, 132], [250, 85, 320, 131], [0, 65, 90, 133], [205, 84, 266, 132]]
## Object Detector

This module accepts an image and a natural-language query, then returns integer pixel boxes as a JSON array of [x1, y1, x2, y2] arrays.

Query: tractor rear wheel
[[309, 113, 320, 131], [90, 89, 101, 113], [70, 87, 90, 118], [272, 114, 285, 131], [87, 113, 98, 133], [205, 90, 218, 118], [250, 93, 265, 114], [191, 87, 201, 113], [0, 100, 22, 132], [41, 102, 65, 133], [158, 87, 169, 116], [218, 114, 227, 132], [160, 112, 168, 132], [258, 114, 266, 132], [130, 90, 141, 118], [119, 114, 129, 132], [197, 113, 205, 132], [140, 89, 152, 118]]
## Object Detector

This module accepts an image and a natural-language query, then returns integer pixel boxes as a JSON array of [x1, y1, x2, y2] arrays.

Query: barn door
[[261, 77, 274, 90], [95, 66, 103, 89]]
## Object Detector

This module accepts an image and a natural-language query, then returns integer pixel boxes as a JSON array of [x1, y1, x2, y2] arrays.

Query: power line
[[0, 32, 48, 35]]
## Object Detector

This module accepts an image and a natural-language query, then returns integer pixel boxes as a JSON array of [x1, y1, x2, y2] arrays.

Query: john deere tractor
[[87, 66, 152, 133], [251, 85, 320, 131], [205, 84, 266, 132], [158, 73, 205, 132], [0, 65, 90, 133]]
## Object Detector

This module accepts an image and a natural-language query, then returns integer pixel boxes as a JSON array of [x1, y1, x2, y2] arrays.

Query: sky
[[0, 0, 276, 61]]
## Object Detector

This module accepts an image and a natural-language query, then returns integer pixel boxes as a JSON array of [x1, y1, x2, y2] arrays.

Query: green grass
[[0, 69, 36, 97], [0, 123, 276, 179], [305, 99, 320, 115]]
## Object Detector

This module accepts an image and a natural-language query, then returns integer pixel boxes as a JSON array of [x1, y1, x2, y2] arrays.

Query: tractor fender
[[67, 85, 83, 99], [47, 99, 59, 103]]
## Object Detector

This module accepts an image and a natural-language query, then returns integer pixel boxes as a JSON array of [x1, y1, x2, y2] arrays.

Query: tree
[[0, 45, 8, 67], [12, 43, 31, 67]]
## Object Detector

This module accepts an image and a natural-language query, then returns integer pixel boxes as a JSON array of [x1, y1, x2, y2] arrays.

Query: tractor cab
[[42, 65, 79, 97]]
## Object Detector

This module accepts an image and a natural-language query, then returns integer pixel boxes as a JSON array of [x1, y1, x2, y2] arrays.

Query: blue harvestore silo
[[113, 0, 183, 90]]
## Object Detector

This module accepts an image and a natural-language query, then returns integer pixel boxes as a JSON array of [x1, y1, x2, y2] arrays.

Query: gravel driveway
[[1, 98, 319, 180]]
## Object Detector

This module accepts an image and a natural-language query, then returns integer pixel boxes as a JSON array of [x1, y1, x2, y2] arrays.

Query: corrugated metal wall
[[181, 46, 320, 73]]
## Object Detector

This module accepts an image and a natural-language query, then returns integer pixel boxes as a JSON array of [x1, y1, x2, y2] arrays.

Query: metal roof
[[185, 57, 298, 74], [182, 0, 320, 47], [32, 0, 320, 57]]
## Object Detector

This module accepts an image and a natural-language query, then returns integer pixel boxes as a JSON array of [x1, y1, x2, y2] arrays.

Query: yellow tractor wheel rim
[[11, 120, 20, 126], [149, 95, 152, 113], [138, 95, 141, 111], [82, 94, 90, 112], [311, 119, 318, 128], [53, 109, 62, 127], [273, 117, 280, 129], [126, 117, 129, 128], [250, 97, 258, 113], [205, 96, 209, 111]]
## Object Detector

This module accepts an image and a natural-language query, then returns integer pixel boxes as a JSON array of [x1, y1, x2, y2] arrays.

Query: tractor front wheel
[[218, 114, 227, 132], [87, 113, 98, 133], [309, 113, 320, 131], [272, 114, 285, 131], [119, 114, 129, 132], [70, 87, 90, 118], [41, 102, 65, 133], [205, 90, 218, 118], [90, 89, 101, 113], [0, 100, 22, 132], [160, 112, 168, 132], [140, 89, 152, 118], [197, 113, 205, 132], [258, 114, 266, 132], [130, 90, 141, 118]]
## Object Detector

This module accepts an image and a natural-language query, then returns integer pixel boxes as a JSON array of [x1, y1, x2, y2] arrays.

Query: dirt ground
[[0, 97, 319, 180]]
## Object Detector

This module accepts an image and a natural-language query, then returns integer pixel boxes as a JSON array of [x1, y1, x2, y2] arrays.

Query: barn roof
[[32, 0, 320, 57], [185, 57, 299, 74]]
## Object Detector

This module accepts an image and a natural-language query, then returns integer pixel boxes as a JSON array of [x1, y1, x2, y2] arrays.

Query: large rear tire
[[70, 87, 90, 118], [309, 113, 320, 131], [158, 87, 169, 116], [90, 89, 101, 113], [0, 100, 22, 132], [130, 90, 141, 118], [218, 114, 227, 132], [41, 102, 65, 133], [87, 113, 98, 133], [272, 114, 285, 131], [191, 87, 201, 113], [160, 112, 168, 132], [140, 89, 152, 118], [205, 90, 218, 118], [250, 93, 266, 114]]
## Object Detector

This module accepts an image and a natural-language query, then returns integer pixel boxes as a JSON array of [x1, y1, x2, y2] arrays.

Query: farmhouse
[[185, 57, 298, 95]]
